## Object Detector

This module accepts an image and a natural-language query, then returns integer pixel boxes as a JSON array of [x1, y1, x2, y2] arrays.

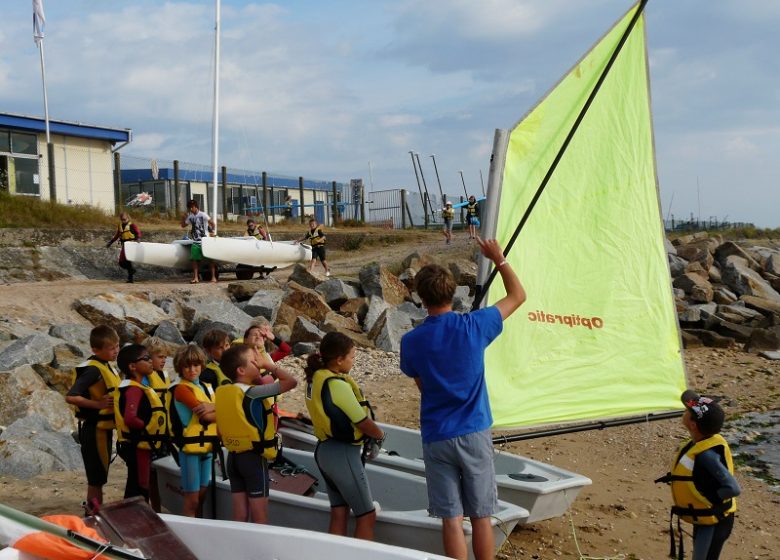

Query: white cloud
[[379, 114, 422, 127]]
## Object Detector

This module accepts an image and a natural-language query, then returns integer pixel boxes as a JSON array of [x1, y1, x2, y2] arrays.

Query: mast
[[210, 0, 221, 234], [33, 0, 56, 202], [430, 154, 445, 203]]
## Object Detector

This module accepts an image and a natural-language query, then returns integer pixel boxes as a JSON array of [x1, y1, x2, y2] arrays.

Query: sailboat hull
[[279, 420, 591, 523], [201, 237, 311, 268], [153, 447, 527, 560], [124, 240, 193, 270]]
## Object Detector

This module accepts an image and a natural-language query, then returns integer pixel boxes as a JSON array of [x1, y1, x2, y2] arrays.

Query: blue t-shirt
[[400, 306, 503, 443]]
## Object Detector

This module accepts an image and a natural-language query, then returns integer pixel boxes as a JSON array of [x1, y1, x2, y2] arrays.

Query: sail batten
[[485, 1, 686, 430]]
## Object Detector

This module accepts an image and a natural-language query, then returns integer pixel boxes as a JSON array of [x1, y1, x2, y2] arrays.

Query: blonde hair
[[143, 336, 169, 356]]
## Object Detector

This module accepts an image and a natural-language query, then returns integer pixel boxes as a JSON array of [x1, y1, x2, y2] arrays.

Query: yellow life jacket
[[215, 384, 278, 460], [169, 379, 218, 455], [466, 202, 478, 217], [667, 434, 737, 525], [71, 359, 121, 430], [306, 227, 325, 246], [147, 369, 171, 403], [305, 369, 372, 445], [205, 361, 232, 387], [118, 221, 136, 242], [442, 207, 454, 220], [114, 379, 167, 451]]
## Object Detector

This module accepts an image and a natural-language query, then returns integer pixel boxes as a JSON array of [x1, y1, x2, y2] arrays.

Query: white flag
[[32, 0, 45, 45]]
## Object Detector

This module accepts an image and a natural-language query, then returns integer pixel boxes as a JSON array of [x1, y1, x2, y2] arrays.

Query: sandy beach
[[0, 235, 779, 559]]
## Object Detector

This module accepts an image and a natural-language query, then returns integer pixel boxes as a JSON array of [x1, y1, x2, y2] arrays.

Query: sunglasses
[[133, 355, 153, 363]]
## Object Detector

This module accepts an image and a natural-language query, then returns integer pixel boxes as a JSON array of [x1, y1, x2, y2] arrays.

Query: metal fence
[[367, 189, 470, 229]]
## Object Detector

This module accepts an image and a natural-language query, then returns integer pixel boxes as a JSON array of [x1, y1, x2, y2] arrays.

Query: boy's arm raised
[[476, 237, 526, 320]]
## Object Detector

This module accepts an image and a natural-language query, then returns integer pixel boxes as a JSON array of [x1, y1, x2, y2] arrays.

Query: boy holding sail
[[400, 237, 526, 560]]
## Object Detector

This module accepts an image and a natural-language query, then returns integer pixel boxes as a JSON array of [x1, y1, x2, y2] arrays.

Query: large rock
[[668, 254, 687, 278], [741, 295, 780, 318], [397, 301, 428, 326], [244, 290, 285, 321], [672, 273, 713, 303], [0, 365, 76, 432], [451, 286, 474, 314], [0, 332, 67, 369], [744, 328, 780, 353], [315, 279, 360, 309], [49, 324, 92, 357], [320, 311, 362, 334], [154, 320, 187, 346], [281, 282, 332, 323], [339, 298, 368, 325], [287, 264, 321, 290], [192, 319, 243, 345], [0, 415, 83, 479], [359, 264, 409, 306], [291, 316, 325, 344], [448, 260, 478, 294], [367, 308, 414, 352], [227, 277, 282, 302], [682, 329, 735, 349], [74, 292, 169, 333], [364, 296, 390, 333], [401, 252, 437, 272], [720, 255, 780, 303], [179, 297, 253, 339]]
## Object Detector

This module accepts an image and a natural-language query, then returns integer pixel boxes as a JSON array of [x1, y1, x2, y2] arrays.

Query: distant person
[[296, 218, 330, 276], [441, 201, 454, 245], [114, 344, 167, 504], [65, 325, 122, 509], [215, 344, 297, 524], [106, 212, 141, 283], [284, 195, 293, 219], [304, 332, 385, 541], [466, 196, 480, 240], [400, 238, 526, 560], [246, 219, 269, 241], [170, 344, 218, 518], [656, 391, 740, 560], [181, 199, 217, 284]]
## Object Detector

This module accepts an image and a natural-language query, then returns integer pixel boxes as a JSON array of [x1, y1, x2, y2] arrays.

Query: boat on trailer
[[153, 447, 528, 560], [278, 417, 591, 524]]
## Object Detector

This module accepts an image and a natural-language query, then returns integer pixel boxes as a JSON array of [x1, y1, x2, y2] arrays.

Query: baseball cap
[[445, 201, 452, 206], [681, 390, 725, 435]]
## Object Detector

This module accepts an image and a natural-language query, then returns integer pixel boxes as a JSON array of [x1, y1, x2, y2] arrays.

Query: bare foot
[[210, 278, 218, 283], [190, 279, 200, 284]]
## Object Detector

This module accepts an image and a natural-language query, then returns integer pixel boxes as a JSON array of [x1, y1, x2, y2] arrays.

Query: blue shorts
[[467, 216, 480, 227], [422, 429, 497, 518], [179, 452, 213, 493]]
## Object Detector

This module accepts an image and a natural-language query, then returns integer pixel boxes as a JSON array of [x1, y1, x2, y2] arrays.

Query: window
[[0, 130, 9, 153], [13, 157, 40, 195], [10, 133, 37, 155]]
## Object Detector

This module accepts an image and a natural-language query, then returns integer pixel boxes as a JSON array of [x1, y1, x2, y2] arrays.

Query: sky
[[2, 1, 779, 226]]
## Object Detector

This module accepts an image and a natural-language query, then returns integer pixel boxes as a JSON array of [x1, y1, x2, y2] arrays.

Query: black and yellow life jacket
[[442, 207, 454, 220], [118, 221, 136, 242], [168, 379, 219, 454], [305, 227, 325, 246], [71, 359, 121, 430], [205, 360, 232, 387], [147, 369, 171, 407], [114, 379, 167, 451], [305, 369, 372, 445], [215, 384, 278, 460], [466, 201, 478, 217], [662, 435, 737, 525]]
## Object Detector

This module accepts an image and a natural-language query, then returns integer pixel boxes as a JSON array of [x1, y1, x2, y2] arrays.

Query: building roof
[[0, 112, 131, 143]]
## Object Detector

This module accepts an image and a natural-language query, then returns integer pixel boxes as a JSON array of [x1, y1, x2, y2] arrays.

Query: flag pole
[[210, 0, 221, 234], [34, 2, 56, 202]]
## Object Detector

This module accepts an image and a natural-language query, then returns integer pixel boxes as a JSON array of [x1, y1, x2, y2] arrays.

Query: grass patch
[[0, 191, 117, 229]]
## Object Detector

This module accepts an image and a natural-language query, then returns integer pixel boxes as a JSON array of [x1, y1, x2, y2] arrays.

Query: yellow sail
[[486, 2, 686, 429]]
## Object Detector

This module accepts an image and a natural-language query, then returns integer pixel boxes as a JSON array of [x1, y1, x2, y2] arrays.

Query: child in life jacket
[[657, 390, 741, 560], [106, 212, 141, 283], [215, 344, 297, 523], [141, 336, 174, 512], [114, 344, 167, 503], [65, 325, 121, 508], [246, 219, 269, 241], [304, 332, 385, 540], [170, 344, 218, 517], [201, 329, 232, 388]]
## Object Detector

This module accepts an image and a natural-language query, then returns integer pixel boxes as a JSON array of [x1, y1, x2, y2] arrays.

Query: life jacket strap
[[655, 472, 693, 484]]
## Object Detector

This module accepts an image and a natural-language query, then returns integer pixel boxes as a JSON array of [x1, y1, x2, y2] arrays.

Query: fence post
[[360, 183, 365, 223], [261, 171, 268, 219], [331, 181, 338, 225], [239, 184, 245, 216], [221, 166, 228, 222], [400, 189, 407, 229], [173, 160, 181, 215], [113, 152, 121, 215], [299, 176, 305, 224]]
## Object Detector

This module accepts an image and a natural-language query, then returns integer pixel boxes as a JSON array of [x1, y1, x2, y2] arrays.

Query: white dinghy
[[153, 447, 527, 560], [201, 236, 311, 268], [124, 239, 194, 270], [279, 418, 591, 524]]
